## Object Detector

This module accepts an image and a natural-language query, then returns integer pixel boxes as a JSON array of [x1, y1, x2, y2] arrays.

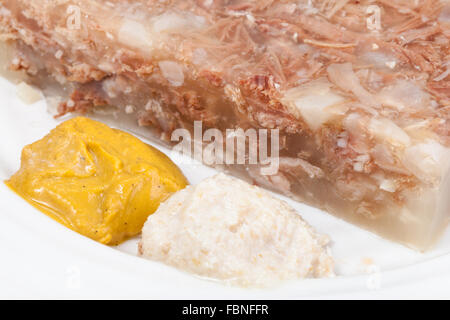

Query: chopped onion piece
[[378, 79, 430, 111], [380, 179, 397, 193], [16, 82, 42, 105], [118, 19, 153, 51], [403, 140, 450, 184], [327, 63, 379, 107], [282, 79, 346, 130], [152, 12, 205, 33], [369, 118, 411, 147], [158, 61, 185, 87]]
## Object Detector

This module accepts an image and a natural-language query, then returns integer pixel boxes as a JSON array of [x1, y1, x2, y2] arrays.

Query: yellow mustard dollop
[[6, 117, 188, 245]]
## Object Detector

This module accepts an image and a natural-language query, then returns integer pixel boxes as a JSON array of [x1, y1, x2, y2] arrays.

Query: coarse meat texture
[[0, 0, 449, 250]]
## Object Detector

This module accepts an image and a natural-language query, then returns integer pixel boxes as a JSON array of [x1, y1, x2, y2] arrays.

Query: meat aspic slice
[[1, 0, 449, 250]]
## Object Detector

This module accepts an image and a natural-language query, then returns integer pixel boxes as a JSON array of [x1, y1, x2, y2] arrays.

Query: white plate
[[1, 77, 450, 299]]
